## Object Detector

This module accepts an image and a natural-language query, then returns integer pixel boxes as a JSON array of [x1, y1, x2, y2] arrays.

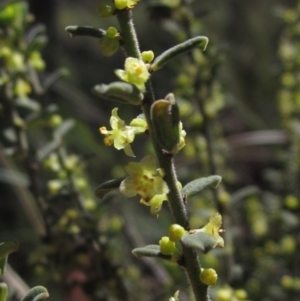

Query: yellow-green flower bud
[[169, 224, 186, 242], [281, 275, 294, 289], [199, 268, 218, 286], [234, 289, 248, 300], [98, 4, 114, 18], [115, 0, 127, 10], [159, 236, 176, 255], [217, 288, 232, 301], [106, 27, 118, 38], [49, 114, 63, 127], [284, 195, 299, 209], [141, 51, 154, 63]]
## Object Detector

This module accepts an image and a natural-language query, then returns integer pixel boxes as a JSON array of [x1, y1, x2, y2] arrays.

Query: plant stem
[[116, 9, 210, 301]]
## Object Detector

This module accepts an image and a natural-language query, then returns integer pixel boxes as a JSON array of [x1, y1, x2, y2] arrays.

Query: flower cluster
[[120, 156, 169, 215]]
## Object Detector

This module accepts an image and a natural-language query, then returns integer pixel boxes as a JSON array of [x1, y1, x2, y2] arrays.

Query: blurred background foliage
[[0, 0, 300, 301]]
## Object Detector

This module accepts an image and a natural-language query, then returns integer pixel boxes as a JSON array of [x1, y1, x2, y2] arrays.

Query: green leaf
[[151, 36, 209, 71], [0, 241, 19, 275], [0, 283, 8, 301], [132, 245, 172, 260], [21, 287, 49, 301], [95, 178, 125, 199], [151, 99, 180, 155], [181, 232, 218, 254], [65, 26, 106, 39], [26, 24, 47, 53], [92, 82, 144, 105], [182, 175, 222, 198]]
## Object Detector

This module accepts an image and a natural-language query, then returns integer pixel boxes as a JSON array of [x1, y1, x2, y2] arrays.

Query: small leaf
[[0, 241, 19, 275], [93, 82, 144, 105], [42, 68, 69, 92], [95, 178, 125, 199], [15, 98, 41, 111], [151, 36, 209, 71], [37, 140, 60, 162], [151, 99, 180, 154], [181, 232, 218, 253], [21, 287, 49, 301], [54, 119, 75, 138], [132, 245, 172, 260], [0, 167, 29, 187], [65, 26, 106, 39], [182, 175, 222, 198], [0, 283, 7, 301], [230, 185, 260, 207]]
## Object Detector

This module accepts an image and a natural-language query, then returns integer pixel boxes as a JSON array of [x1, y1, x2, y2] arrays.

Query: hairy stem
[[116, 9, 210, 301]]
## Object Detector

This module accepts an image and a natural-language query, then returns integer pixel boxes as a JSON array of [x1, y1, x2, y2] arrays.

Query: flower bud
[[106, 27, 118, 38], [115, 0, 127, 10], [159, 236, 176, 255], [141, 51, 154, 63], [234, 289, 248, 300], [98, 4, 114, 18], [199, 268, 218, 286], [169, 224, 186, 242]]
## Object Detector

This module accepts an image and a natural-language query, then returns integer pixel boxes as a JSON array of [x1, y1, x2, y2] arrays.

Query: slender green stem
[[117, 9, 210, 301]]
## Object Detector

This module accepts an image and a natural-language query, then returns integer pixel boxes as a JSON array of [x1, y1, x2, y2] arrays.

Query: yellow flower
[[120, 156, 169, 214], [99, 108, 146, 157], [115, 57, 150, 91], [197, 213, 224, 248]]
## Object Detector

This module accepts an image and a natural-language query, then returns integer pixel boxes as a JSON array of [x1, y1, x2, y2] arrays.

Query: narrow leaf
[[42, 68, 69, 92], [65, 26, 106, 39], [182, 175, 222, 198], [54, 119, 75, 138], [181, 232, 218, 254], [37, 140, 60, 162], [132, 245, 172, 260], [21, 287, 49, 301], [230, 185, 260, 207], [151, 36, 209, 71], [95, 178, 125, 199]]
